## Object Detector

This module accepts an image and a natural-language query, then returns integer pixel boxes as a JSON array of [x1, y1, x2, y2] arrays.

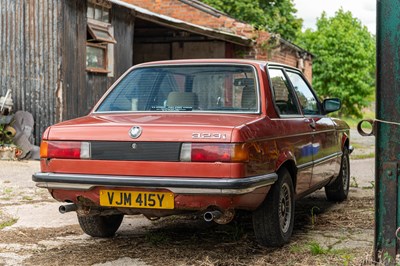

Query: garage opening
[[133, 18, 244, 65]]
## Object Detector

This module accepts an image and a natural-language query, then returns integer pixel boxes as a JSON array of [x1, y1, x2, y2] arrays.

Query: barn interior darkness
[[133, 18, 228, 64]]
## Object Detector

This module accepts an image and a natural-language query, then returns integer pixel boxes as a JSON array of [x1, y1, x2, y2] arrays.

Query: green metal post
[[375, 0, 400, 261]]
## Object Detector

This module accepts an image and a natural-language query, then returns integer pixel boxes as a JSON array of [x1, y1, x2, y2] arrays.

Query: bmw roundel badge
[[129, 126, 142, 139]]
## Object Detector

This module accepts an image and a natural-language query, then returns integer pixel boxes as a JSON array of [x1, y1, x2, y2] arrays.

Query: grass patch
[[22, 196, 33, 201], [309, 242, 328, 255], [341, 253, 355, 266], [0, 218, 18, 230], [350, 143, 370, 149], [0, 197, 12, 201], [145, 231, 169, 245], [3, 188, 13, 194], [351, 152, 375, 160], [342, 117, 372, 129], [342, 110, 375, 129], [1, 188, 15, 200], [362, 181, 375, 190], [308, 241, 350, 257], [289, 244, 305, 253], [350, 177, 359, 188]]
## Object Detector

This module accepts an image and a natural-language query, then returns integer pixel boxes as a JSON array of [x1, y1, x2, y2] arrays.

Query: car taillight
[[40, 141, 91, 159], [180, 143, 248, 162]]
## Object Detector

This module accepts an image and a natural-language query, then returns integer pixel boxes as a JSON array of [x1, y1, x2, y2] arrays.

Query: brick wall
[[124, 0, 254, 37], [125, 0, 312, 81]]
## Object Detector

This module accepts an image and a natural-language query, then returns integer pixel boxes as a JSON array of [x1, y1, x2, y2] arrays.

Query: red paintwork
[[39, 59, 350, 217], [41, 159, 247, 178], [45, 113, 262, 142], [51, 186, 270, 213]]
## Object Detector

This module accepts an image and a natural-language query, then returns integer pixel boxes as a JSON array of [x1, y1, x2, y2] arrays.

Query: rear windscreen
[[95, 65, 259, 113]]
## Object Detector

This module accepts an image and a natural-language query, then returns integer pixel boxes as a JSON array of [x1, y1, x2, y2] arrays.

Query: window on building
[[86, 0, 116, 75]]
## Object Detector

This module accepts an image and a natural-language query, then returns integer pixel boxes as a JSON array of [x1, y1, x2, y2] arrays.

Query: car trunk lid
[[47, 113, 259, 143]]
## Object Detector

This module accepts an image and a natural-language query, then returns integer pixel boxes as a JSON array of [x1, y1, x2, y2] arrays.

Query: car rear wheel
[[252, 168, 295, 247], [325, 147, 350, 202], [77, 214, 124, 237]]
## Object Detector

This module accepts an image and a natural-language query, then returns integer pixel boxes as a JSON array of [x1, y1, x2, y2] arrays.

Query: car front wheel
[[325, 147, 350, 202], [78, 214, 124, 237], [252, 168, 295, 247]]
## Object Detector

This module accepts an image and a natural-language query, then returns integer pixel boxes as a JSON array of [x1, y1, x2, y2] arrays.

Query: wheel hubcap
[[279, 183, 292, 233]]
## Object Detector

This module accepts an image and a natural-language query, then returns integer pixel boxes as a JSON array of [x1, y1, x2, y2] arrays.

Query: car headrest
[[241, 86, 256, 109], [167, 92, 199, 108]]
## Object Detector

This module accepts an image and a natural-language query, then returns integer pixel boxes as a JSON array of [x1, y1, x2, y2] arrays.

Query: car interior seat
[[241, 86, 257, 109], [166, 92, 199, 109]]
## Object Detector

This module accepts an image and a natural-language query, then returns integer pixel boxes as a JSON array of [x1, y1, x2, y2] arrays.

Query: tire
[[325, 147, 350, 202], [252, 168, 295, 247], [78, 214, 124, 237]]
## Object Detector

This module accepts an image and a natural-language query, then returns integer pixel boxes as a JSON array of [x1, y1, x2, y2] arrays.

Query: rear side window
[[95, 65, 259, 113], [268, 69, 300, 115]]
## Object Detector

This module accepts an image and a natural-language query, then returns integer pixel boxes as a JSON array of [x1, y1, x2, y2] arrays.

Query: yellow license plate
[[99, 190, 174, 209]]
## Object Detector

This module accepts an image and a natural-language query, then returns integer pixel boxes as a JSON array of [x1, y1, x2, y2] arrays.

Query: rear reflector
[[40, 141, 91, 159], [180, 143, 248, 162]]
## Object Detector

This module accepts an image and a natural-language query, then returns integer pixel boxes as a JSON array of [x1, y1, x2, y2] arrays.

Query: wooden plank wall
[[62, 0, 87, 121], [0, 0, 62, 144], [63, 1, 135, 120]]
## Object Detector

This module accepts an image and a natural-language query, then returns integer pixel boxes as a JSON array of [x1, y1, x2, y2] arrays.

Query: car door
[[285, 70, 341, 187], [268, 68, 314, 196]]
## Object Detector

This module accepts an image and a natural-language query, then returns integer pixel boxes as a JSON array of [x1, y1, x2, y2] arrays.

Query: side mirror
[[323, 98, 341, 113]]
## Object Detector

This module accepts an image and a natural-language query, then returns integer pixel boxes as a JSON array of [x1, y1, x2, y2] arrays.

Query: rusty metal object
[[375, 0, 400, 262], [357, 119, 375, 137], [4, 126, 16, 138]]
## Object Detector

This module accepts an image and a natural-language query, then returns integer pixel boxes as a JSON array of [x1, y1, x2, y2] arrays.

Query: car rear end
[[33, 60, 277, 229]]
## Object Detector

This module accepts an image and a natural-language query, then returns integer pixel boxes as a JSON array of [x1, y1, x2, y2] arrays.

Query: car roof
[[134, 59, 300, 72]]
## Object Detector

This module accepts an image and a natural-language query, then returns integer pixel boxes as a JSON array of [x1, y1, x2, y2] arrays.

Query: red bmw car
[[33, 59, 352, 247]]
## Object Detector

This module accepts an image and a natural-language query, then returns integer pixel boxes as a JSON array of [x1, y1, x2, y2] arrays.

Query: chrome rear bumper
[[32, 172, 278, 195]]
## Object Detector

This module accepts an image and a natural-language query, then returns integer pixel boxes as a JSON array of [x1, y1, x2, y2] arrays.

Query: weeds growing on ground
[[311, 206, 320, 227], [22, 196, 33, 201], [350, 176, 359, 188], [0, 218, 18, 230], [145, 231, 169, 245], [362, 181, 375, 190], [351, 152, 375, 160]]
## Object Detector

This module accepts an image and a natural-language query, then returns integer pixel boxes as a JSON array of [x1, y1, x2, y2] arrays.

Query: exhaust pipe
[[59, 204, 77, 214], [203, 210, 222, 222]]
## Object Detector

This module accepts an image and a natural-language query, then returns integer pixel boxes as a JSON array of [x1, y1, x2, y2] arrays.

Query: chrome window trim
[[93, 63, 262, 115]]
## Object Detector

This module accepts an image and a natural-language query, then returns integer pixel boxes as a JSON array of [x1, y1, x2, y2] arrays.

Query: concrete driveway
[[0, 135, 376, 265]]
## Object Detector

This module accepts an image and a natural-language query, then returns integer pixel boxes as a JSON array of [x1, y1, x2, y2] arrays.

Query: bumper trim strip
[[32, 172, 278, 195]]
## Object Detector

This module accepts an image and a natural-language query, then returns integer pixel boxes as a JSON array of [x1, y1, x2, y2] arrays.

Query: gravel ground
[[0, 130, 378, 266]]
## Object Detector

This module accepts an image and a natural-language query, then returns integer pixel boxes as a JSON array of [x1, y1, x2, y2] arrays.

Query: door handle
[[309, 119, 316, 129]]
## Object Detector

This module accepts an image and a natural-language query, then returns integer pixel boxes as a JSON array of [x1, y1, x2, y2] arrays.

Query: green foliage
[[145, 231, 169, 245], [350, 176, 359, 188], [351, 152, 375, 160], [297, 9, 375, 118], [0, 218, 18, 230], [309, 242, 327, 255], [201, 0, 303, 41], [310, 206, 320, 227]]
